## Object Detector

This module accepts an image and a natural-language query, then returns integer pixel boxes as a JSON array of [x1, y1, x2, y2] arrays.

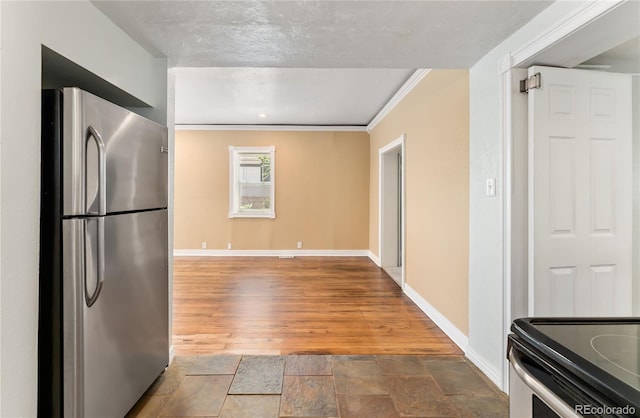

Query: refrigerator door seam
[[63, 219, 85, 418]]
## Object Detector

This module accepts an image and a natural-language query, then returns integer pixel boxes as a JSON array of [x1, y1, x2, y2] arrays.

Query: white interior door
[[529, 65, 633, 317]]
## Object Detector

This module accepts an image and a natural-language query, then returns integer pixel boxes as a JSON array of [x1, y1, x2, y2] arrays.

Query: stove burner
[[590, 334, 640, 378]]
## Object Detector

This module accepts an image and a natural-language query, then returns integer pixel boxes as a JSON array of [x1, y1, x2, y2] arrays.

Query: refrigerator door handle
[[84, 217, 105, 307], [86, 126, 106, 216]]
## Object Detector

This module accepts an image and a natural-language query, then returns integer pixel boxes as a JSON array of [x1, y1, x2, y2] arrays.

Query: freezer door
[[63, 210, 169, 418], [62, 87, 168, 216]]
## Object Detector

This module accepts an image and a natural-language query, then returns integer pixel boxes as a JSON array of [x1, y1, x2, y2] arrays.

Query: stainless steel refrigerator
[[39, 87, 169, 418]]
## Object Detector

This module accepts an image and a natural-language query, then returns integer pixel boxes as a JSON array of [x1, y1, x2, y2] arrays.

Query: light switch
[[486, 178, 496, 197]]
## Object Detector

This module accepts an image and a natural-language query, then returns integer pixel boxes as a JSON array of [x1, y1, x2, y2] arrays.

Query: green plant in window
[[257, 155, 271, 182]]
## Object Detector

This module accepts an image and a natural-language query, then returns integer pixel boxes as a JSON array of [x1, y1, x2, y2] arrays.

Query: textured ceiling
[[92, 0, 553, 125], [93, 0, 552, 68]]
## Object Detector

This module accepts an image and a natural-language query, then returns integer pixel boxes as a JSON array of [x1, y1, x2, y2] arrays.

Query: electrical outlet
[[201, 242, 207, 249], [227, 243, 232, 250], [297, 241, 303, 249]]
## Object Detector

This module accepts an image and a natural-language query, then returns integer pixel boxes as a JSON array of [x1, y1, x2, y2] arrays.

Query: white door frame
[[379, 134, 406, 289], [499, 0, 637, 391]]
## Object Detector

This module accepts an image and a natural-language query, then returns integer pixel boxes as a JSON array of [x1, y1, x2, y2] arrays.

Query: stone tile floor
[[126, 355, 508, 418]]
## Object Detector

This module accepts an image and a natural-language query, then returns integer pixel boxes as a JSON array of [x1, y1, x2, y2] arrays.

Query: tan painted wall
[[370, 70, 470, 334], [174, 130, 369, 250]]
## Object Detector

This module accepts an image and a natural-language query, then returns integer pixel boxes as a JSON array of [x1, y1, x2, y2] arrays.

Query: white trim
[[404, 283, 503, 390], [399, 136, 407, 291], [229, 145, 276, 153], [378, 135, 405, 155], [378, 148, 383, 264], [378, 134, 406, 289], [526, 73, 536, 318], [367, 69, 431, 132], [228, 212, 276, 219], [404, 283, 508, 390], [501, 70, 511, 393], [228, 146, 276, 219], [508, 1, 625, 70], [403, 284, 469, 351], [501, 69, 514, 392], [498, 54, 513, 75], [175, 124, 368, 132], [498, 0, 626, 393], [173, 249, 370, 257], [368, 251, 381, 267], [465, 346, 504, 391], [500, 66, 529, 392], [169, 345, 175, 364]]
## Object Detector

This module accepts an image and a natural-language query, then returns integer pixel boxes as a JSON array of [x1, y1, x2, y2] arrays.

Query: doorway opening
[[501, 0, 640, 390], [379, 134, 406, 288]]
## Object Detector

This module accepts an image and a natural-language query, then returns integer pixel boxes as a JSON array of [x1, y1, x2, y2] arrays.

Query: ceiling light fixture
[[258, 113, 267, 118]]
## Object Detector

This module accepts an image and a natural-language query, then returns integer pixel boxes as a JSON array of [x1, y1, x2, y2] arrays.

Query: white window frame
[[228, 146, 276, 218]]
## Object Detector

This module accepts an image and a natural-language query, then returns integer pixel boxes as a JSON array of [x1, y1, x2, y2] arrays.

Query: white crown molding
[[173, 249, 370, 257], [174, 124, 368, 132], [403, 283, 469, 352], [367, 69, 432, 132]]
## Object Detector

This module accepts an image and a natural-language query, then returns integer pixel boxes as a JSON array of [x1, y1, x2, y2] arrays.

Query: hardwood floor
[[172, 257, 463, 356]]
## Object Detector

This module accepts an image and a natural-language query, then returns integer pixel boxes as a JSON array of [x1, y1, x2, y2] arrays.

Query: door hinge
[[520, 72, 541, 93]]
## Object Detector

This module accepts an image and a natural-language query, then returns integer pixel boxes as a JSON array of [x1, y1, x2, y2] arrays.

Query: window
[[228, 146, 275, 218]]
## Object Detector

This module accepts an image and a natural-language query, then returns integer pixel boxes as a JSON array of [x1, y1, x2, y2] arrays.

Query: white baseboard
[[403, 284, 469, 350], [465, 346, 503, 390], [403, 283, 504, 391], [173, 249, 369, 257], [368, 251, 381, 266]]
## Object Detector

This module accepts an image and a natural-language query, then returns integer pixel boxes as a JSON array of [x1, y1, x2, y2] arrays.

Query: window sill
[[228, 212, 276, 219]]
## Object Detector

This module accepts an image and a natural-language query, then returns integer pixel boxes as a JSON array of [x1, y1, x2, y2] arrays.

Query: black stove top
[[510, 318, 640, 412], [534, 323, 640, 392]]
